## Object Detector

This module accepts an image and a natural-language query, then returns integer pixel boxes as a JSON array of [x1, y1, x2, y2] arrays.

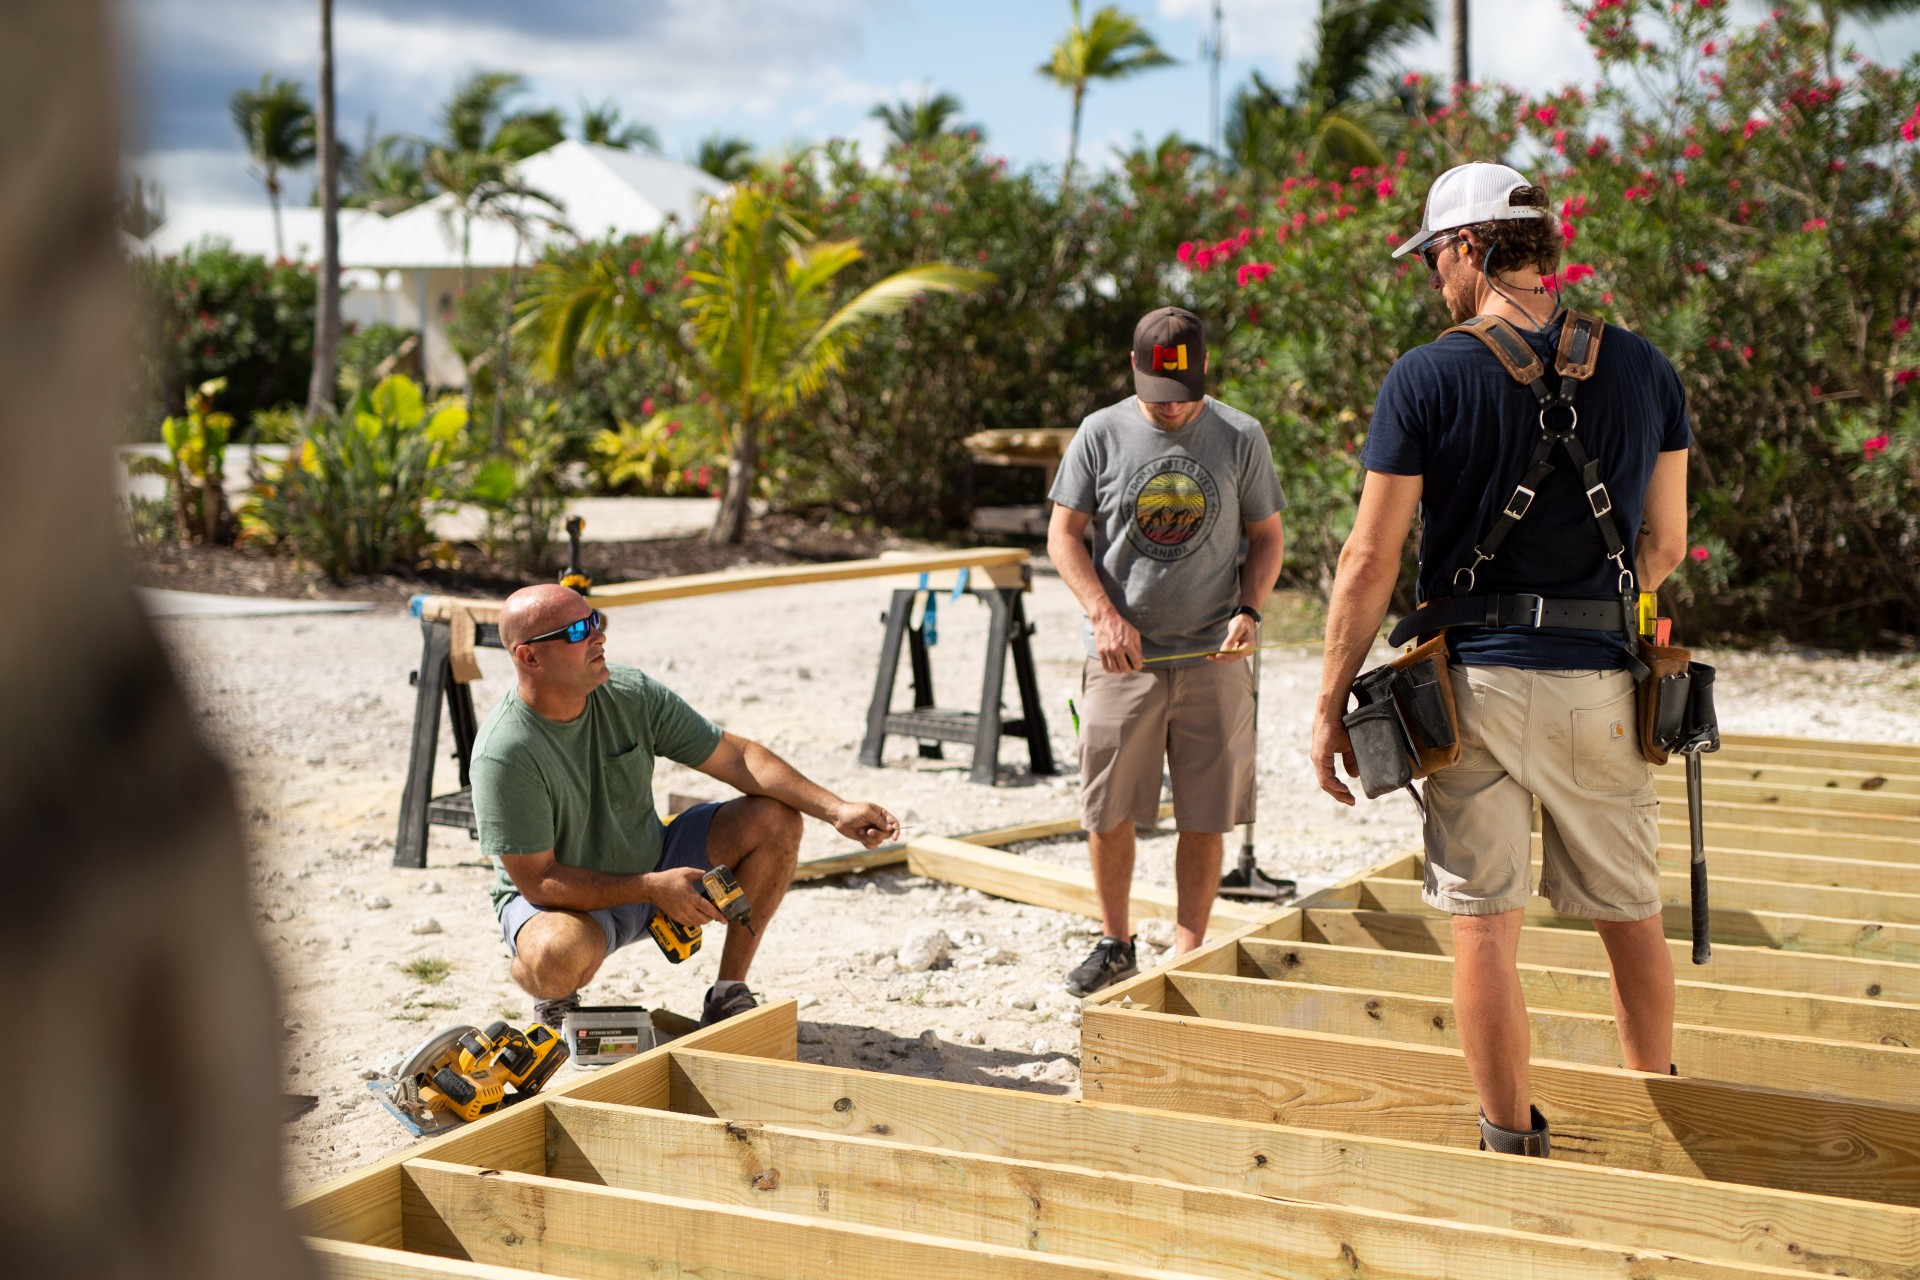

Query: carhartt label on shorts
[[1610, 719, 1625, 740]]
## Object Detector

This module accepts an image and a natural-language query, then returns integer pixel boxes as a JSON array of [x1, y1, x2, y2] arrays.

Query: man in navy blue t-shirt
[[1309, 162, 1691, 1158]]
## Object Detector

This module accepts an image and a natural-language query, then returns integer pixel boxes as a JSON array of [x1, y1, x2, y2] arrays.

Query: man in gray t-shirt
[[1047, 306, 1286, 995]]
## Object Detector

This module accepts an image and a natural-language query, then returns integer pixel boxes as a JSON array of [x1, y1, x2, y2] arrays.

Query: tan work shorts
[[1078, 658, 1255, 834], [1421, 664, 1662, 921]]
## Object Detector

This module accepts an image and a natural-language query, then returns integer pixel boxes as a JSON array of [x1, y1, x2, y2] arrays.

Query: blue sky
[[126, 0, 1920, 206]]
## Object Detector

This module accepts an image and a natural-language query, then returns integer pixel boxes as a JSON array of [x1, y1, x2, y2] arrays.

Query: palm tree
[[522, 189, 992, 543], [870, 88, 982, 147], [424, 72, 565, 288], [228, 74, 316, 259], [307, 0, 341, 420], [1449, 0, 1468, 89], [1817, 0, 1920, 77], [693, 133, 757, 183], [579, 100, 660, 151], [344, 124, 428, 214], [1224, 1, 1433, 184], [1038, 1, 1176, 192]]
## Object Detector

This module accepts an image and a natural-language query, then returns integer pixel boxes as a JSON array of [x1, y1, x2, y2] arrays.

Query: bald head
[[499, 584, 591, 650]]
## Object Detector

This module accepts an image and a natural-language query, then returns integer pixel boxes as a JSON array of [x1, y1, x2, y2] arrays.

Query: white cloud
[[133, 147, 270, 206]]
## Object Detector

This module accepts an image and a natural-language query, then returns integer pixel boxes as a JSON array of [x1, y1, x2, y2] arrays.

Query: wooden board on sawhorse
[[858, 568, 1054, 786], [392, 548, 1036, 868]]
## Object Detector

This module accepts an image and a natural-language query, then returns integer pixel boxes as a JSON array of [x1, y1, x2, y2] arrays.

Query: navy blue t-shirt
[[1362, 313, 1690, 669]]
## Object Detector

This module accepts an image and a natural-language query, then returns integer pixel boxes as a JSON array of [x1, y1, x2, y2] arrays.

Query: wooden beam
[[1305, 909, 1920, 1003], [1490, 852, 1920, 924], [1241, 937, 1920, 1047], [1080, 1007, 1920, 1205], [666, 1048, 1920, 1277], [1591, 838, 1920, 896], [1652, 775, 1920, 821], [288, 999, 799, 1244], [1719, 733, 1920, 764], [791, 804, 1177, 883], [307, 1239, 544, 1279], [1162, 971, 1920, 1104], [397, 1158, 1199, 1280], [1359, 876, 1920, 963], [543, 1097, 1809, 1280], [1662, 757, 1920, 798], [1647, 793, 1920, 844], [903, 836, 1270, 933], [1663, 819, 1920, 862]]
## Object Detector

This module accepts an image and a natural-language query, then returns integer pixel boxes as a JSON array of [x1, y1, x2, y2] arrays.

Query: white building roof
[[138, 142, 725, 273], [137, 204, 383, 264]]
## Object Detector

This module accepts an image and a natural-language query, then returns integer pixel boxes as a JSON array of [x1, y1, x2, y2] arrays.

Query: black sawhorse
[[393, 608, 498, 867], [859, 583, 1055, 785]]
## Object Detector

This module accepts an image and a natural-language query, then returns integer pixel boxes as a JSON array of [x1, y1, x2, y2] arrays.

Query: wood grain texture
[[287, 1000, 798, 1242], [1081, 1008, 1920, 1205], [397, 1158, 1204, 1280], [307, 1239, 541, 1279], [665, 1048, 1918, 1277], [541, 1098, 1810, 1280], [1305, 909, 1920, 1004], [1660, 757, 1920, 797], [1239, 937, 1920, 1046], [1718, 734, 1920, 765], [1162, 971, 1920, 1103], [903, 837, 1271, 933], [1651, 774, 1920, 818], [1359, 876, 1920, 962], [792, 804, 1177, 883]]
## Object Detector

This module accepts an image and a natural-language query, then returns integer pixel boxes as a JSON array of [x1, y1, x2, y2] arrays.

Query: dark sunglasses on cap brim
[[523, 608, 607, 645]]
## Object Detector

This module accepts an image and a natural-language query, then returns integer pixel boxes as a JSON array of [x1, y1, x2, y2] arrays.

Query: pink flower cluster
[[1236, 262, 1275, 287], [1802, 217, 1827, 232], [1177, 228, 1254, 273], [1895, 317, 1913, 337], [1540, 263, 1595, 292], [1863, 435, 1890, 460], [1896, 370, 1918, 387], [1902, 104, 1920, 144], [1690, 546, 1711, 562]]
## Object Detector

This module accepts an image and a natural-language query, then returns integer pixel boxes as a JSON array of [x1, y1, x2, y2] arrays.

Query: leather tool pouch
[[1342, 636, 1464, 797], [1636, 638, 1693, 765]]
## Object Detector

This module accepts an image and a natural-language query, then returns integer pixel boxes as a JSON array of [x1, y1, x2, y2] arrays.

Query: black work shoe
[[532, 991, 580, 1033], [1478, 1106, 1552, 1157], [1064, 935, 1138, 997], [701, 980, 758, 1026]]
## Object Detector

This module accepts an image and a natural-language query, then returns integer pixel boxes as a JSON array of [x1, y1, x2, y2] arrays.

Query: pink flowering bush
[[1175, 0, 1920, 642]]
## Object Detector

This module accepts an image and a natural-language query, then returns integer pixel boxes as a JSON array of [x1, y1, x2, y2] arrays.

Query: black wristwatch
[[1231, 605, 1262, 624]]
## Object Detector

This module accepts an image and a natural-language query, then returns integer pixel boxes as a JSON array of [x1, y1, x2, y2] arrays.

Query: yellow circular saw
[[375, 1020, 568, 1136]]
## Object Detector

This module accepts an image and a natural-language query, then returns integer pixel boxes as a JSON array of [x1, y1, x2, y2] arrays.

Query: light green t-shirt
[[471, 664, 724, 918]]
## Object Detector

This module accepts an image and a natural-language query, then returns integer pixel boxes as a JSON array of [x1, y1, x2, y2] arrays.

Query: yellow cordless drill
[[649, 864, 756, 963]]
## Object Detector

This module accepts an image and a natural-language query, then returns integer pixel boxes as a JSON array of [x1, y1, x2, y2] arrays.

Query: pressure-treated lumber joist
[[666, 1048, 1918, 1278], [288, 999, 800, 1248], [1304, 908, 1920, 1003], [1359, 875, 1920, 962], [307, 1240, 556, 1279], [1645, 792, 1920, 843], [1657, 817, 1920, 861], [395, 1158, 1204, 1280], [903, 835, 1269, 934], [1459, 852, 1920, 924], [1238, 937, 1920, 1047], [1717, 732, 1920, 764], [1161, 970, 1920, 1103], [540, 1096, 1809, 1280], [1649, 773, 1920, 818], [1659, 756, 1920, 796], [1618, 839, 1920, 895], [1080, 1008, 1920, 1204], [792, 803, 1176, 883]]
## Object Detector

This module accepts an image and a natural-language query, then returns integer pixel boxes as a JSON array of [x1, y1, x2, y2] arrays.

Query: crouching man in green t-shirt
[[471, 584, 901, 1029]]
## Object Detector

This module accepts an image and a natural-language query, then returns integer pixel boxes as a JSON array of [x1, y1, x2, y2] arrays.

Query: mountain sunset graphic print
[[1123, 457, 1220, 562]]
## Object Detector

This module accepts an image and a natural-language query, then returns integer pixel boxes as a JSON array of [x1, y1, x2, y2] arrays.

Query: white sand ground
[[148, 563, 1920, 1193]]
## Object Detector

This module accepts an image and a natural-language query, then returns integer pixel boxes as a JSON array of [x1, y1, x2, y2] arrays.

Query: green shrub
[[125, 378, 236, 544], [464, 397, 577, 572], [337, 322, 417, 398], [589, 408, 720, 496], [131, 243, 315, 436], [246, 374, 466, 577]]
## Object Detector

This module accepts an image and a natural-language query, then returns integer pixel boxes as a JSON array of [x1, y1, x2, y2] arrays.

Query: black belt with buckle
[[1386, 594, 1629, 648]]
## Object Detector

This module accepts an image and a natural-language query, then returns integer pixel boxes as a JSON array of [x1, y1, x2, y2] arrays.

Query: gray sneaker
[[1064, 935, 1137, 997], [533, 991, 580, 1033], [701, 980, 759, 1026]]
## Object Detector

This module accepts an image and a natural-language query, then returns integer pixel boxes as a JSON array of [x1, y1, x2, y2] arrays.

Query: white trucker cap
[[1390, 162, 1547, 259]]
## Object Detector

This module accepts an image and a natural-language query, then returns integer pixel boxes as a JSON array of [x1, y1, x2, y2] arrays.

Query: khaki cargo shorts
[[1078, 658, 1255, 834], [1421, 665, 1662, 921]]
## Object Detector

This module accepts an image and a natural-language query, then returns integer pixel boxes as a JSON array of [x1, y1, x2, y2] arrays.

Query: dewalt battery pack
[[560, 1005, 658, 1067]]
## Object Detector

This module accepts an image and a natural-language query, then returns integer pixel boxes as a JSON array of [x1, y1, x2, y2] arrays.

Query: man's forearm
[[515, 861, 656, 912], [1241, 525, 1284, 611], [1316, 550, 1400, 716], [714, 739, 841, 824], [1049, 526, 1118, 623]]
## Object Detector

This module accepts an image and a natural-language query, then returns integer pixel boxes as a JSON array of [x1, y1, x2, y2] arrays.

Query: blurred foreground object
[[0, 3, 317, 1277]]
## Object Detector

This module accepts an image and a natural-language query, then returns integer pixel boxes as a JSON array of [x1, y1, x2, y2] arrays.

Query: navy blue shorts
[[498, 801, 722, 958]]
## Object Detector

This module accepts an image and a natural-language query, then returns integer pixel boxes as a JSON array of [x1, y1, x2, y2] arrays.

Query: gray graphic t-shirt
[[1049, 397, 1285, 665]]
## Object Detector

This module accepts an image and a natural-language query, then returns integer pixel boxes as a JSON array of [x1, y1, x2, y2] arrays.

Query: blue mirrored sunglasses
[[523, 608, 606, 645]]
